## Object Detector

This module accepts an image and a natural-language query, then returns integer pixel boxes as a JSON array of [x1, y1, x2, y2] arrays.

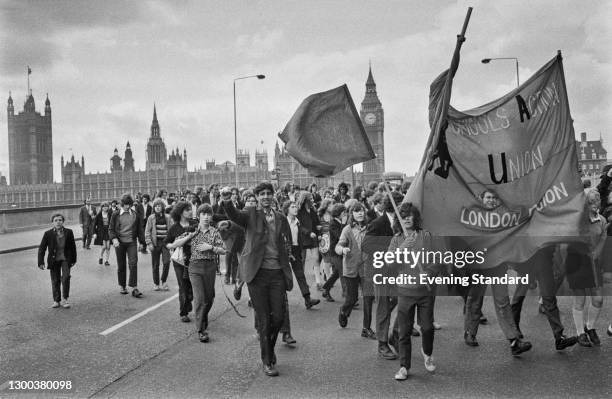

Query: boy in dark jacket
[[109, 193, 146, 297], [38, 213, 77, 308]]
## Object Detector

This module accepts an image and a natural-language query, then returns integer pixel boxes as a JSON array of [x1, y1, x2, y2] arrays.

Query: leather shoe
[[585, 327, 601, 346], [578, 333, 592, 347], [305, 297, 320, 309], [555, 335, 578, 350], [120, 287, 128, 295], [263, 364, 279, 377], [322, 290, 335, 302], [181, 315, 191, 323], [511, 338, 532, 356], [338, 311, 348, 328], [479, 316, 488, 325], [233, 284, 242, 301], [282, 332, 296, 345], [464, 331, 479, 347], [361, 328, 376, 339], [132, 289, 143, 298], [378, 343, 397, 360], [411, 327, 420, 337], [199, 331, 209, 343]]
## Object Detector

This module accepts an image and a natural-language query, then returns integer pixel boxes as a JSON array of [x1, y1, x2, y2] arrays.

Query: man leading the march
[[220, 183, 294, 377]]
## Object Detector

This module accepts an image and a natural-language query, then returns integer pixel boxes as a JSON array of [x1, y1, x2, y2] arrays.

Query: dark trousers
[[115, 241, 138, 288], [247, 268, 286, 366], [151, 243, 170, 285], [341, 276, 360, 317], [225, 250, 239, 283], [464, 287, 484, 334], [82, 224, 93, 247], [256, 292, 291, 334], [189, 259, 217, 333], [280, 293, 291, 334], [291, 246, 310, 297], [510, 247, 565, 339], [363, 295, 375, 329], [50, 261, 71, 302], [173, 261, 193, 316], [321, 257, 341, 292], [376, 286, 397, 342], [398, 295, 434, 369], [465, 265, 520, 340]]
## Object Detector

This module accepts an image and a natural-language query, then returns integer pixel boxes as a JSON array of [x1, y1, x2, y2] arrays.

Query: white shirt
[[288, 217, 299, 246], [386, 212, 395, 227]]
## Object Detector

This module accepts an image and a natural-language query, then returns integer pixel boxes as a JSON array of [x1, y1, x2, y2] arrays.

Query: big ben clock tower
[[360, 63, 385, 180]]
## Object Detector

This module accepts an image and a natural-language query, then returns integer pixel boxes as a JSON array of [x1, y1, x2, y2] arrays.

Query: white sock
[[586, 304, 602, 330], [572, 308, 584, 336]]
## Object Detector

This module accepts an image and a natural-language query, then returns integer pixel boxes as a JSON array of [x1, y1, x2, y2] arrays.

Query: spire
[[362, 61, 381, 107], [45, 93, 50, 106], [151, 103, 160, 137], [126, 141, 131, 149], [7, 91, 14, 114], [366, 60, 375, 86]]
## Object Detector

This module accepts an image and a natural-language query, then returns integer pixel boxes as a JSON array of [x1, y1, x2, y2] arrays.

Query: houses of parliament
[[0, 67, 387, 209]]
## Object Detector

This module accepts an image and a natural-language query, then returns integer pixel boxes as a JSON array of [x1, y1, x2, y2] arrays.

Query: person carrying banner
[[510, 245, 579, 351], [362, 191, 404, 360], [220, 183, 294, 377], [566, 190, 607, 346], [463, 189, 532, 356], [388, 202, 443, 380]]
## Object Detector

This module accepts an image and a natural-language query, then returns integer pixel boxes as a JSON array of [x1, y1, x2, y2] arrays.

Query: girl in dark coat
[[93, 202, 112, 266]]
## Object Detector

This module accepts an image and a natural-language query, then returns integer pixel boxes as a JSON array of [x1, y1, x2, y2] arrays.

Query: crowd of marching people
[[38, 176, 612, 379]]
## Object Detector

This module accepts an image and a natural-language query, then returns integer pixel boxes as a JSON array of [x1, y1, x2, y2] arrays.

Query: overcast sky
[[1, 0, 610, 183]]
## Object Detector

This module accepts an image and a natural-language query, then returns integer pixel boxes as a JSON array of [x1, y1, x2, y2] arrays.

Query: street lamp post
[[481, 57, 520, 88], [234, 74, 265, 187]]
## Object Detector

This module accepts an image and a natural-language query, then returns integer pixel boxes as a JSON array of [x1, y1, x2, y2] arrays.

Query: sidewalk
[[0, 224, 81, 253]]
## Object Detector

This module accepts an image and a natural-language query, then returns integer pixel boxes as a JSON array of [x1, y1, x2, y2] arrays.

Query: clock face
[[365, 113, 376, 125]]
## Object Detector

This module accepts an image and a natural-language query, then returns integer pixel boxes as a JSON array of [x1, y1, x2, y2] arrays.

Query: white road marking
[[100, 293, 179, 336]]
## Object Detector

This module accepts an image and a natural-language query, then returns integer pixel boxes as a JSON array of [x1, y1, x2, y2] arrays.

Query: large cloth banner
[[279, 84, 375, 177], [406, 53, 589, 268]]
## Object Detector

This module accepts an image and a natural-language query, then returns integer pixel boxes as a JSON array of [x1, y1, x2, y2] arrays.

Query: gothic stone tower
[[124, 141, 135, 172], [7, 92, 54, 184], [359, 65, 385, 181], [146, 104, 167, 170]]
